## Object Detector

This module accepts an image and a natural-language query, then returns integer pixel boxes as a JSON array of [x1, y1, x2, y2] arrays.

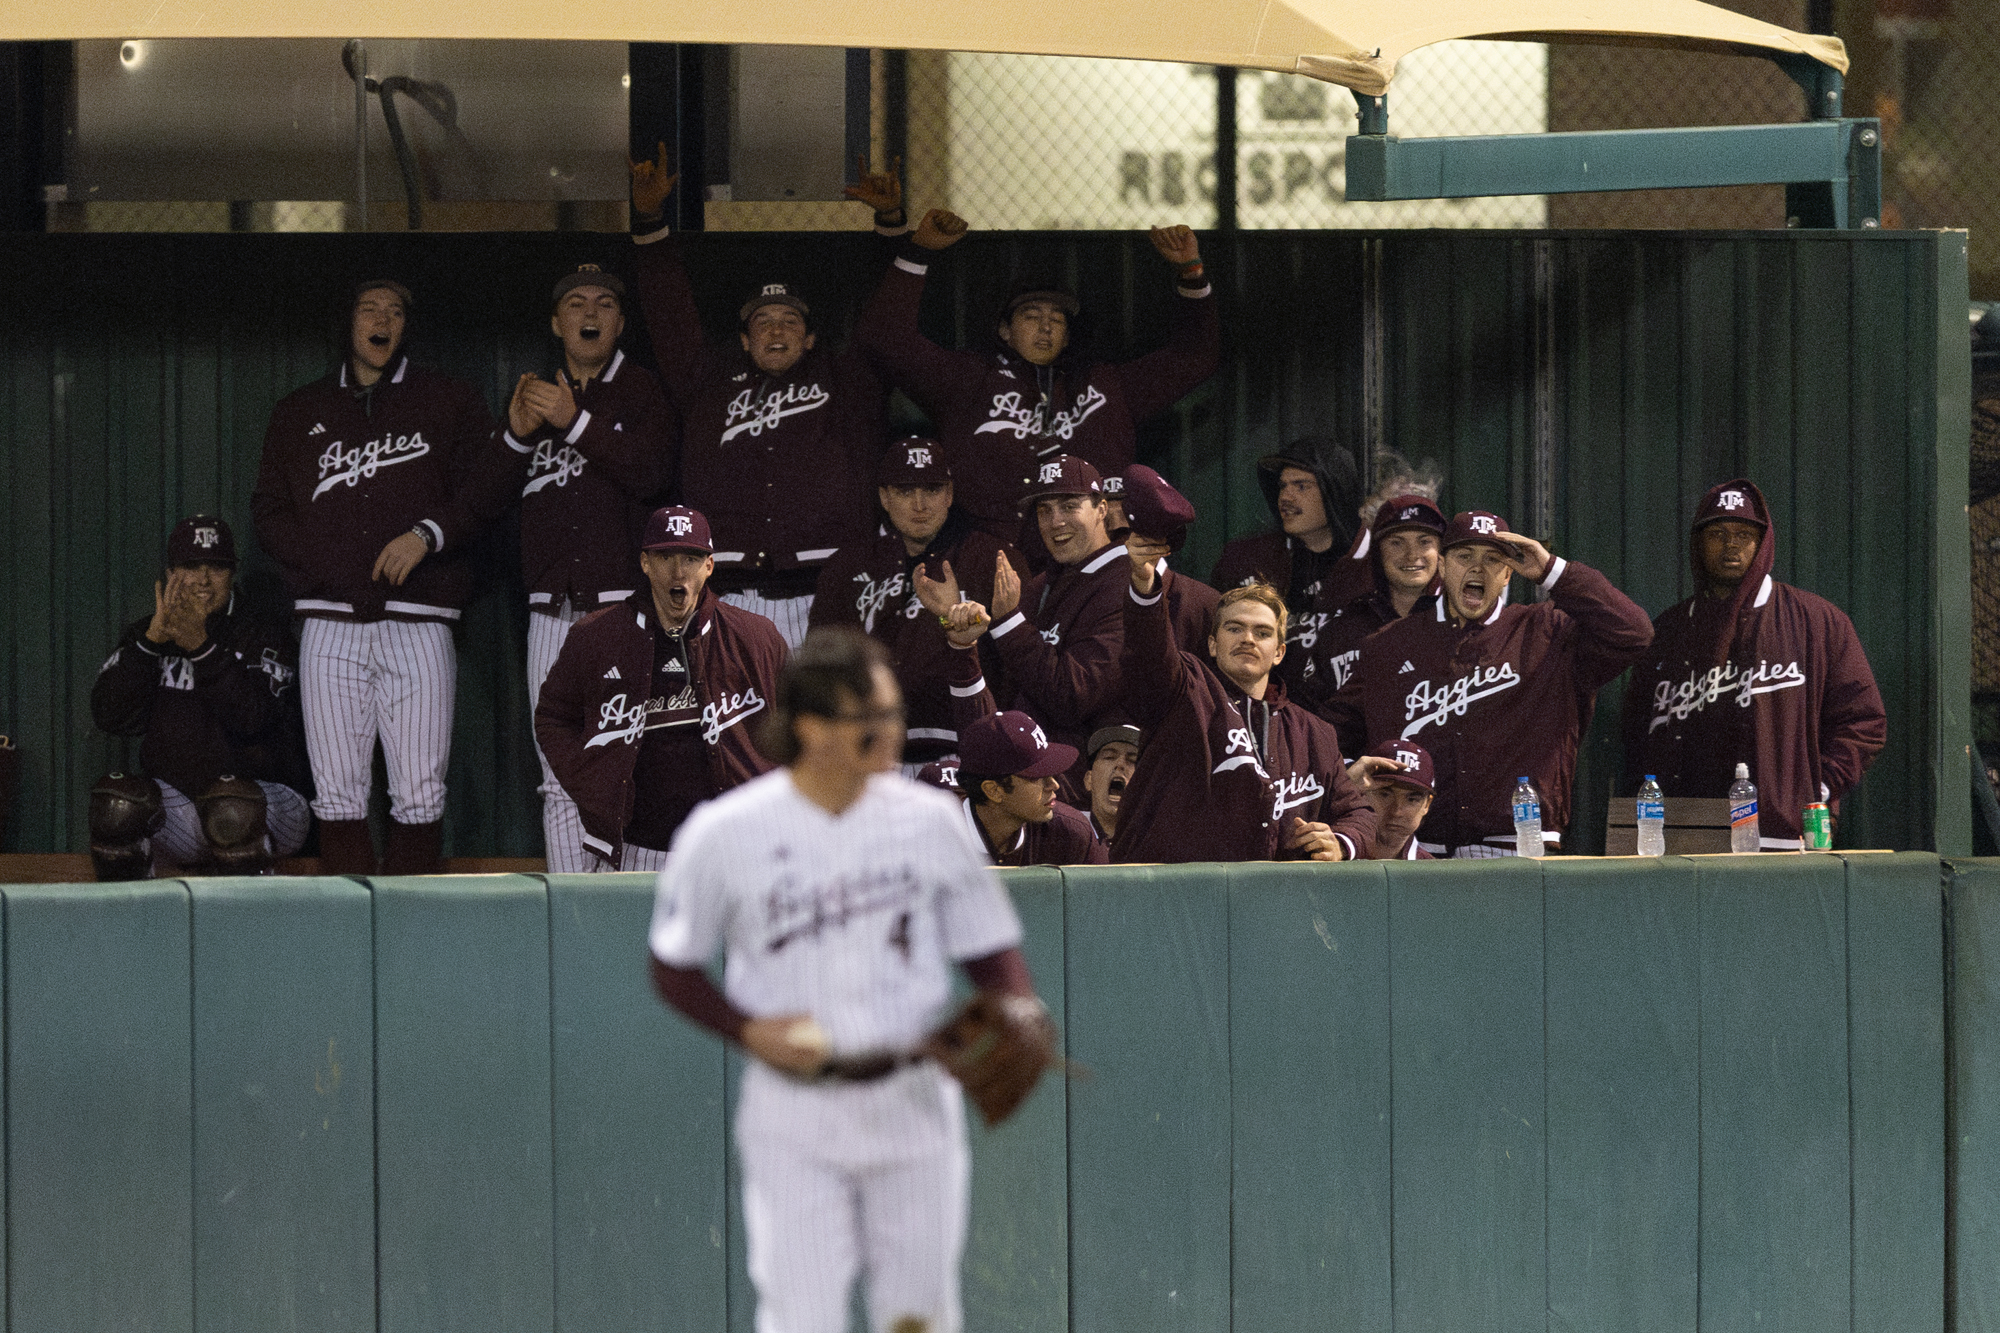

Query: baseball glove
[[923, 991, 1059, 1127]]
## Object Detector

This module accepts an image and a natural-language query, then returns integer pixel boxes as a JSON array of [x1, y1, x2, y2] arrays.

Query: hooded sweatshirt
[[1323, 557, 1653, 854], [1112, 583, 1376, 864], [855, 245, 1220, 535], [1621, 479, 1886, 846]]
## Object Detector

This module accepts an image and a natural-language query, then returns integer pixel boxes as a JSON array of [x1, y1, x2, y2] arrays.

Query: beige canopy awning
[[7, 0, 1846, 98]]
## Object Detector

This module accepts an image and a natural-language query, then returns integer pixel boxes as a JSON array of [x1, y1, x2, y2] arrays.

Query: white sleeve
[[932, 801, 1025, 962], [648, 811, 732, 967]]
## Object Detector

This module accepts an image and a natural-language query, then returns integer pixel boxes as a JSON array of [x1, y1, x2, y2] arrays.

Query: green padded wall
[[0, 855, 1971, 1331], [191, 877, 377, 1333]]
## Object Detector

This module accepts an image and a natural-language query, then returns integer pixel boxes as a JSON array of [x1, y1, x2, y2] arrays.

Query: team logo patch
[[906, 445, 933, 467], [1028, 723, 1050, 750], [1395, 748, 1422, 769], [1399, 506, 1421, 520], [1470, 514, 1498, 535], [664, 514, 694, 537], [159, 657, 194, 691], [1038, 460, 1063, 485], [193, 526, 220, 549], [1401, 662, 1521, 738], [1717, 489, 1748, 511]]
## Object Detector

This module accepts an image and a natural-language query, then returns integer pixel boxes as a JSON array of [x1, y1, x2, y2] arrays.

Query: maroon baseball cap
[[1372, 494, 1447, 541], [878, 437, 952, 486], [958, 711, 1077, 779], [1690, 479, 1770, 531], [1441, 510, 1515, 552], [1365, 738, 1436, 795], [167, 514, 237, 567], [551, 263, 625, 308], [1119, 465, 1197, 549], [641, 505, 714, 554], [739, 282, 810, 324], [1100, 474, 1127, 501], [915, 756, 961, 792], [1019, 454, 1103, 510]]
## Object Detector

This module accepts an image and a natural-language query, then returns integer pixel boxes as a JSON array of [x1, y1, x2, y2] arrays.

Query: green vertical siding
[[0, 229, 1968, 855]]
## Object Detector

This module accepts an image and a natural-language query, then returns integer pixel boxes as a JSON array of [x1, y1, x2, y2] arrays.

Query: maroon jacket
[[1160, 566, 1222, 666], [1113, 583, 1377, 864], [253, 356, 497, 622], [91, 598, 309, 797], [632, 230, 885, 579], [958, 796, 1108, 867], [534, 587, 785, 864], [1324, 559, 1654, 853], [857, 247, 1220, 533], [808, 513, 1024, 761], [1621, 480, 1886, 845], [984, 542, 1130, 755], [1209, 528, 1373, 705], [493, 349, 676, 611]]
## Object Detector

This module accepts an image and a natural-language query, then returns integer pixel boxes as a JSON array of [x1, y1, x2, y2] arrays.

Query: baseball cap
[[552, 263, 625, 308], [877, 437, 952, 486], [1441, 510, 1514, 552], [739, 282, 810, 324], [1118, 465, 1197, 550], [1100, 474, 1126, 502], [1690, 479, 1770, 531], [1000, 284, 1080, 320], [1365, 738, 1436, 795], [640, 505, 714, 555], [1371, 494, 1447, 541], [167, 514, 237, 567], [915, 756, 961, 792], [1086, 723, 1142, 761], [958, 711, 1078, 780], [1019, 454, 1103, 510]]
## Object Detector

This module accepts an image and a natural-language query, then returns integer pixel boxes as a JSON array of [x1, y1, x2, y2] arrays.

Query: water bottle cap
[[1735, 763, 1749, 778], [1644, 775, 1657, 782], [1517, 776, 1531, 783]]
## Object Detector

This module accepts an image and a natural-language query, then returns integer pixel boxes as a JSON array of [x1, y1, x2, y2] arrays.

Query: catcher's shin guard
[[89, 772, 164, 881], [197, 775, 273, 874]]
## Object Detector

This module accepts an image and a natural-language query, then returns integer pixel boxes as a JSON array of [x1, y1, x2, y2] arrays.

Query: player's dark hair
[[757, 628, 892, 765], [959, 770, 1016, 808]]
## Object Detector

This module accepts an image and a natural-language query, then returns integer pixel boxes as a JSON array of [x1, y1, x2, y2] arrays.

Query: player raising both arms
[[648, 628, 1056, 1333]]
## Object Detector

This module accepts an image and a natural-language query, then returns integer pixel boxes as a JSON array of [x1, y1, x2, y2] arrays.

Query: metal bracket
[[1344, 59, 1882, 229]]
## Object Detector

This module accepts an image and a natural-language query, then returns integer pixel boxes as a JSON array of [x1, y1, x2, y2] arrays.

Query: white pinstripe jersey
[[649, 769, 1021, 1054]]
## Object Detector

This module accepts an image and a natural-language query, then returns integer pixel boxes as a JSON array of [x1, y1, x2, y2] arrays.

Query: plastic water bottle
[[1511, 777, 1545, 858], [1636, 775, 1666, 857], [1728, 764, 1760, 854]]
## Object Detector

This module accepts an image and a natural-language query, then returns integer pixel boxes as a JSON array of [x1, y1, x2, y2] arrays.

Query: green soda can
[[1802, 803, 1833, 850]]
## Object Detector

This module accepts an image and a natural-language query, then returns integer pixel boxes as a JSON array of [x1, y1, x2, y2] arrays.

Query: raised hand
[[912, 559, 962, 618], [843, 154, 903, 215], [508, 373, 545, 438], [1344, 753, 1407, 791], [629, 140, 678, 220], [990, 552, 1022, 621], [1125, 534, 1172, 596], [1149, 223, 1200, 267], [1495, 533, 1554, 582], [912, 208, 969, 252]]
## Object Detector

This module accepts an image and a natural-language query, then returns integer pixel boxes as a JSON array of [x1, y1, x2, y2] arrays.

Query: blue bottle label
[[1512, 800, 1539, 822], [1638, 799, 1665, 822]]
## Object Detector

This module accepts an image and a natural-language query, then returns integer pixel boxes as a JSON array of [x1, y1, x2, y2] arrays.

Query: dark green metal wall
[[0, 229, 1968, 855], [0, 855, 1961, 1332]]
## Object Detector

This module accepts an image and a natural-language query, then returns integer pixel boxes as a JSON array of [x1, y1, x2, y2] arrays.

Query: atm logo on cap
[[1029, 723, 1050, 749], [193, 527, 220, 549], [1038, 461, 1063, 485], [664, 514, 694, 537], [761, 283, 788, 297], [1470, 515, 1498, 535], [1717, 490, 1747, 511], [908, 446, 933, 467], [1399, 507, 1421, 521], [1396, 748, 1422, 769]]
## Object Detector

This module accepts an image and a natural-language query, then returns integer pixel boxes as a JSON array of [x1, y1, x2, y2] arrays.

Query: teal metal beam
[[1345, 119, 1882, 226]]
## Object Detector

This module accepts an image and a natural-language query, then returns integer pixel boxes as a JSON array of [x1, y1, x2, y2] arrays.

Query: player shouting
[[648, 628, 1055, 1333]]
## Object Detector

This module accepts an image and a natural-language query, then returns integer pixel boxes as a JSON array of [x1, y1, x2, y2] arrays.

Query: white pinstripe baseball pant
[[737, 1061, 968, 1333], [152, 780, 311, 867], [721, 589, 814, 651], [527, 605, 593, 873], [299, 617, 455, 824]]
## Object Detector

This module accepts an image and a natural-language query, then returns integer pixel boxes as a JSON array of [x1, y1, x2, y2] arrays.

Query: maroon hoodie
[[1323, 558, 1653, 853], [1621, 479, 1886, 846], [1112, 584, 1376, 864], [856, 247, 1220, 534], [631, 230, 884, 579], [534, 586, 785, 864]]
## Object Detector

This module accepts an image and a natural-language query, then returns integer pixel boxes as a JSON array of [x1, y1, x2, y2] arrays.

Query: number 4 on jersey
[[888, 911, 912, 960]]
